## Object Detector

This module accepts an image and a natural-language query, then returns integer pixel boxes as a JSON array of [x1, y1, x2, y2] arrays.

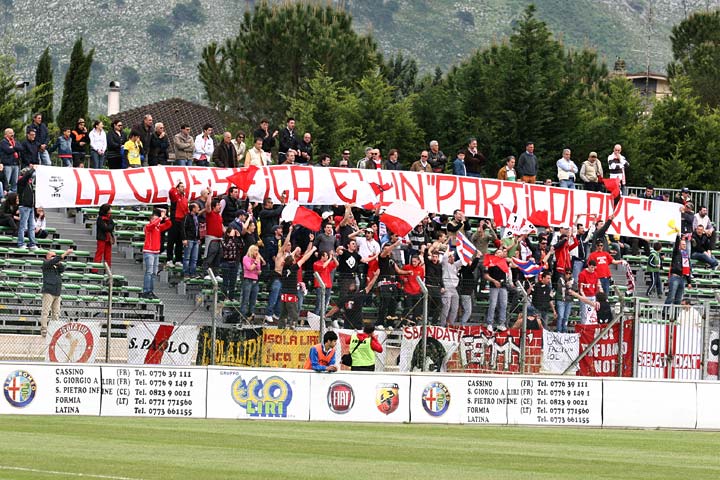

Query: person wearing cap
[[517, 141, 538, 184], [556, 148, 578, 189], [580, 151, 603, 192], [674, 187, 692, 206], [142, 208, 172, 299], [349, 321, 383, 372], [349, 226, 381, 289], [228, 209, 251, 234], [511, 305, 544, 330]]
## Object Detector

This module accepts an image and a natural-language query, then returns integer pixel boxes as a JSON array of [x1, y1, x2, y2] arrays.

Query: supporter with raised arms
[[142, 208, 171, 299]]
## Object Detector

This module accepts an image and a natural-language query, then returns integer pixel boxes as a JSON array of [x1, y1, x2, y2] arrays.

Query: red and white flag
[[280, 201, 323, 232], [127, 323, 199, 365], [380, 200, 427, 237], [491, 203, 512, 227]]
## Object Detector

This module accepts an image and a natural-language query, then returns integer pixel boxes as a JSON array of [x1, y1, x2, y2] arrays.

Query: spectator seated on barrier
[[693, 206, 716, 250], [691, 225, 719, 269]]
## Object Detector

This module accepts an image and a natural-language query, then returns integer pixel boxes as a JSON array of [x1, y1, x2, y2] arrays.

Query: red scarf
[[7, 137, 18, 159]]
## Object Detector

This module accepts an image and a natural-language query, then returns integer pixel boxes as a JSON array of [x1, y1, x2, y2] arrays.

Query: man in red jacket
[[578, 260, 601, 324], [143, 208, 172, 299], [166, 181, 188, 267]]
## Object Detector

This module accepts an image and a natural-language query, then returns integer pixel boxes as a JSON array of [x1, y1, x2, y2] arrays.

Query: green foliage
[[198, 1, 379, 125], [285, 68, 423, 164], [33, 47, 53, 123], [57, 38, 94, 130], [669, 10, 720, 108], [379, 52, 419, 99], [0, 55, 29, 130]]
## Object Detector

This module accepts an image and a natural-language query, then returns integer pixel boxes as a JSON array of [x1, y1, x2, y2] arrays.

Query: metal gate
[[633, 300, 709, 380]]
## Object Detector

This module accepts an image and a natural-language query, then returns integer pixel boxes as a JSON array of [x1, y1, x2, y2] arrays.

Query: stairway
[[45, 209, 213, 326]]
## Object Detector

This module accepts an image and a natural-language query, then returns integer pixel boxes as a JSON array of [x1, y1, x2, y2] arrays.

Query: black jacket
[[182, 213, 200, 241], [253, 128, 275, 153], [212, 141, 237, 168], [96, 215, 115, 242], [279, 128, 297, 154], [106, 130, 127, 161], [148, 133, 169, 166], [669, 235, 692, 280], [17, 168, 35, 208], [20, 139, 40, 167], [42, 255, 66, 296]]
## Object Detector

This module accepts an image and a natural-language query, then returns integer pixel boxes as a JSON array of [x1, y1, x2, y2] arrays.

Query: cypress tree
[[58, 38, 94, 129], [33, 47, 53, 123]]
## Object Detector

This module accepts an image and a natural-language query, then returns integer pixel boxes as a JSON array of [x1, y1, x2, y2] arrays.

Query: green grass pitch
[[0, 416, 719, 479]]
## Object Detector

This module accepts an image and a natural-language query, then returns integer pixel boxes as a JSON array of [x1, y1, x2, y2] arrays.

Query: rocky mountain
[[0, 0, 711, 117]]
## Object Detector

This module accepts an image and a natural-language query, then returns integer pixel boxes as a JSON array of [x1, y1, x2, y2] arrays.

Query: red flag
[[601, 177, 622, 212], [526, 210, 550, 227], [492, 204, 512, 227], [280, 202, 323, 231], [226, 165, 259, 194], [369, 182, 393, 196]]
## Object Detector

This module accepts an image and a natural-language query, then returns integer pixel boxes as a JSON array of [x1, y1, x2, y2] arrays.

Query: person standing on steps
[[41, 248, 73, 338], [142, 208, 172, 299]]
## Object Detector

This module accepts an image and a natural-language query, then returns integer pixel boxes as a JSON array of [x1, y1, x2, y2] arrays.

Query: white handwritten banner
[[541, 330, 579, 374], [36, 165, 680, 240]]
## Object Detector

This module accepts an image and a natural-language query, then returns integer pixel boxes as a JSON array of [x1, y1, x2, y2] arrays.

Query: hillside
[[0, 0, 704, 118]]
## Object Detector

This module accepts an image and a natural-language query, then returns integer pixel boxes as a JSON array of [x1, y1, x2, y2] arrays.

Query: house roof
[[109, 98, 227, 155], [625, 72, 669, 81]]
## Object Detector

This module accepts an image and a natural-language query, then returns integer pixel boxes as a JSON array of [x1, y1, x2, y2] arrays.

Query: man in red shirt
[[202, 193, 225, 275], [395, 254, 425, 322], [577, 260, 601, 324], [587, 240, 623, 296], [166, 181, 188, 268], [142, 208, 172, 299]]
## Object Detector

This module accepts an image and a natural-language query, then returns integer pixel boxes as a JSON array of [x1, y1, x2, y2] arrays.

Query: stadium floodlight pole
[[208, 268, 219, 366], [417, 276, 428, 372], [105, 262, 113, 363], [314, 272, 326, 339]]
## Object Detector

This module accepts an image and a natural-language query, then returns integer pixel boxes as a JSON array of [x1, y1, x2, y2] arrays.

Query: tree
[[668, 10, 720, 108], [57, 38, 94, 129], [379, 52, 419, 99], [0, 55, 30, 130], [199, 1, 379, 125], [32, 47, 53, 123]]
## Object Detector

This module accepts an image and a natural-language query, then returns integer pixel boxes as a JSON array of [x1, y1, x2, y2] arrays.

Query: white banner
[[100, 365, 207, 418], [205, 368, 310, 421], [309, 372, 410, 423], [36, 165, 680, 240], [127, 323, 199, 366], [636, 322, 703, 380], [541, 330, 579, 374], [399, 326, 461, 372], [45, 321, 102, 363], [0, 363, 101, 416]]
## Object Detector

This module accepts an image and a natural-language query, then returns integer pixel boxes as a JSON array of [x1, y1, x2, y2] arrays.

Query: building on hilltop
[[109, 98, 226, 159]]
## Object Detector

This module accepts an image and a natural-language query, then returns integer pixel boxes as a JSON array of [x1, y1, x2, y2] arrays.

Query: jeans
[[90, 150, 105, 169], [221, 261, 239, 300], [459, 294, 473, 324], [176, 159, 189, 167], [5, 165, 19, 192], [17, 206, 36, 247], [556, 300, 573, 333], [143, 252, 159, 293], [691, 251, 719, 269], [485, 287, 508, 327], [559, 179, 575, 189], [646, 271, 663, 298], [314, 286, 332, 316], [39, 150, 51, 166], [182, 240, 199, 275], [241, 278, 259, 317], [664, 274, 685, 305], [599, 277, 611, 296], [572, 259, 584, 284], [265, 278, 282, 317]]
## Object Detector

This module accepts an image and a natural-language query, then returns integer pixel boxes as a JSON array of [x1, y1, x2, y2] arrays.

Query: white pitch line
[[0, 465, 144, 480]]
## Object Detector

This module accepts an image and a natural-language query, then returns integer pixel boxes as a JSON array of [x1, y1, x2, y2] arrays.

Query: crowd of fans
[[1, 113, 716, 331]]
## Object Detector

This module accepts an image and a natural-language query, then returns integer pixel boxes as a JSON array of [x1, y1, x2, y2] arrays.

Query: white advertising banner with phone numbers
[[35, 165, 680, 240]]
